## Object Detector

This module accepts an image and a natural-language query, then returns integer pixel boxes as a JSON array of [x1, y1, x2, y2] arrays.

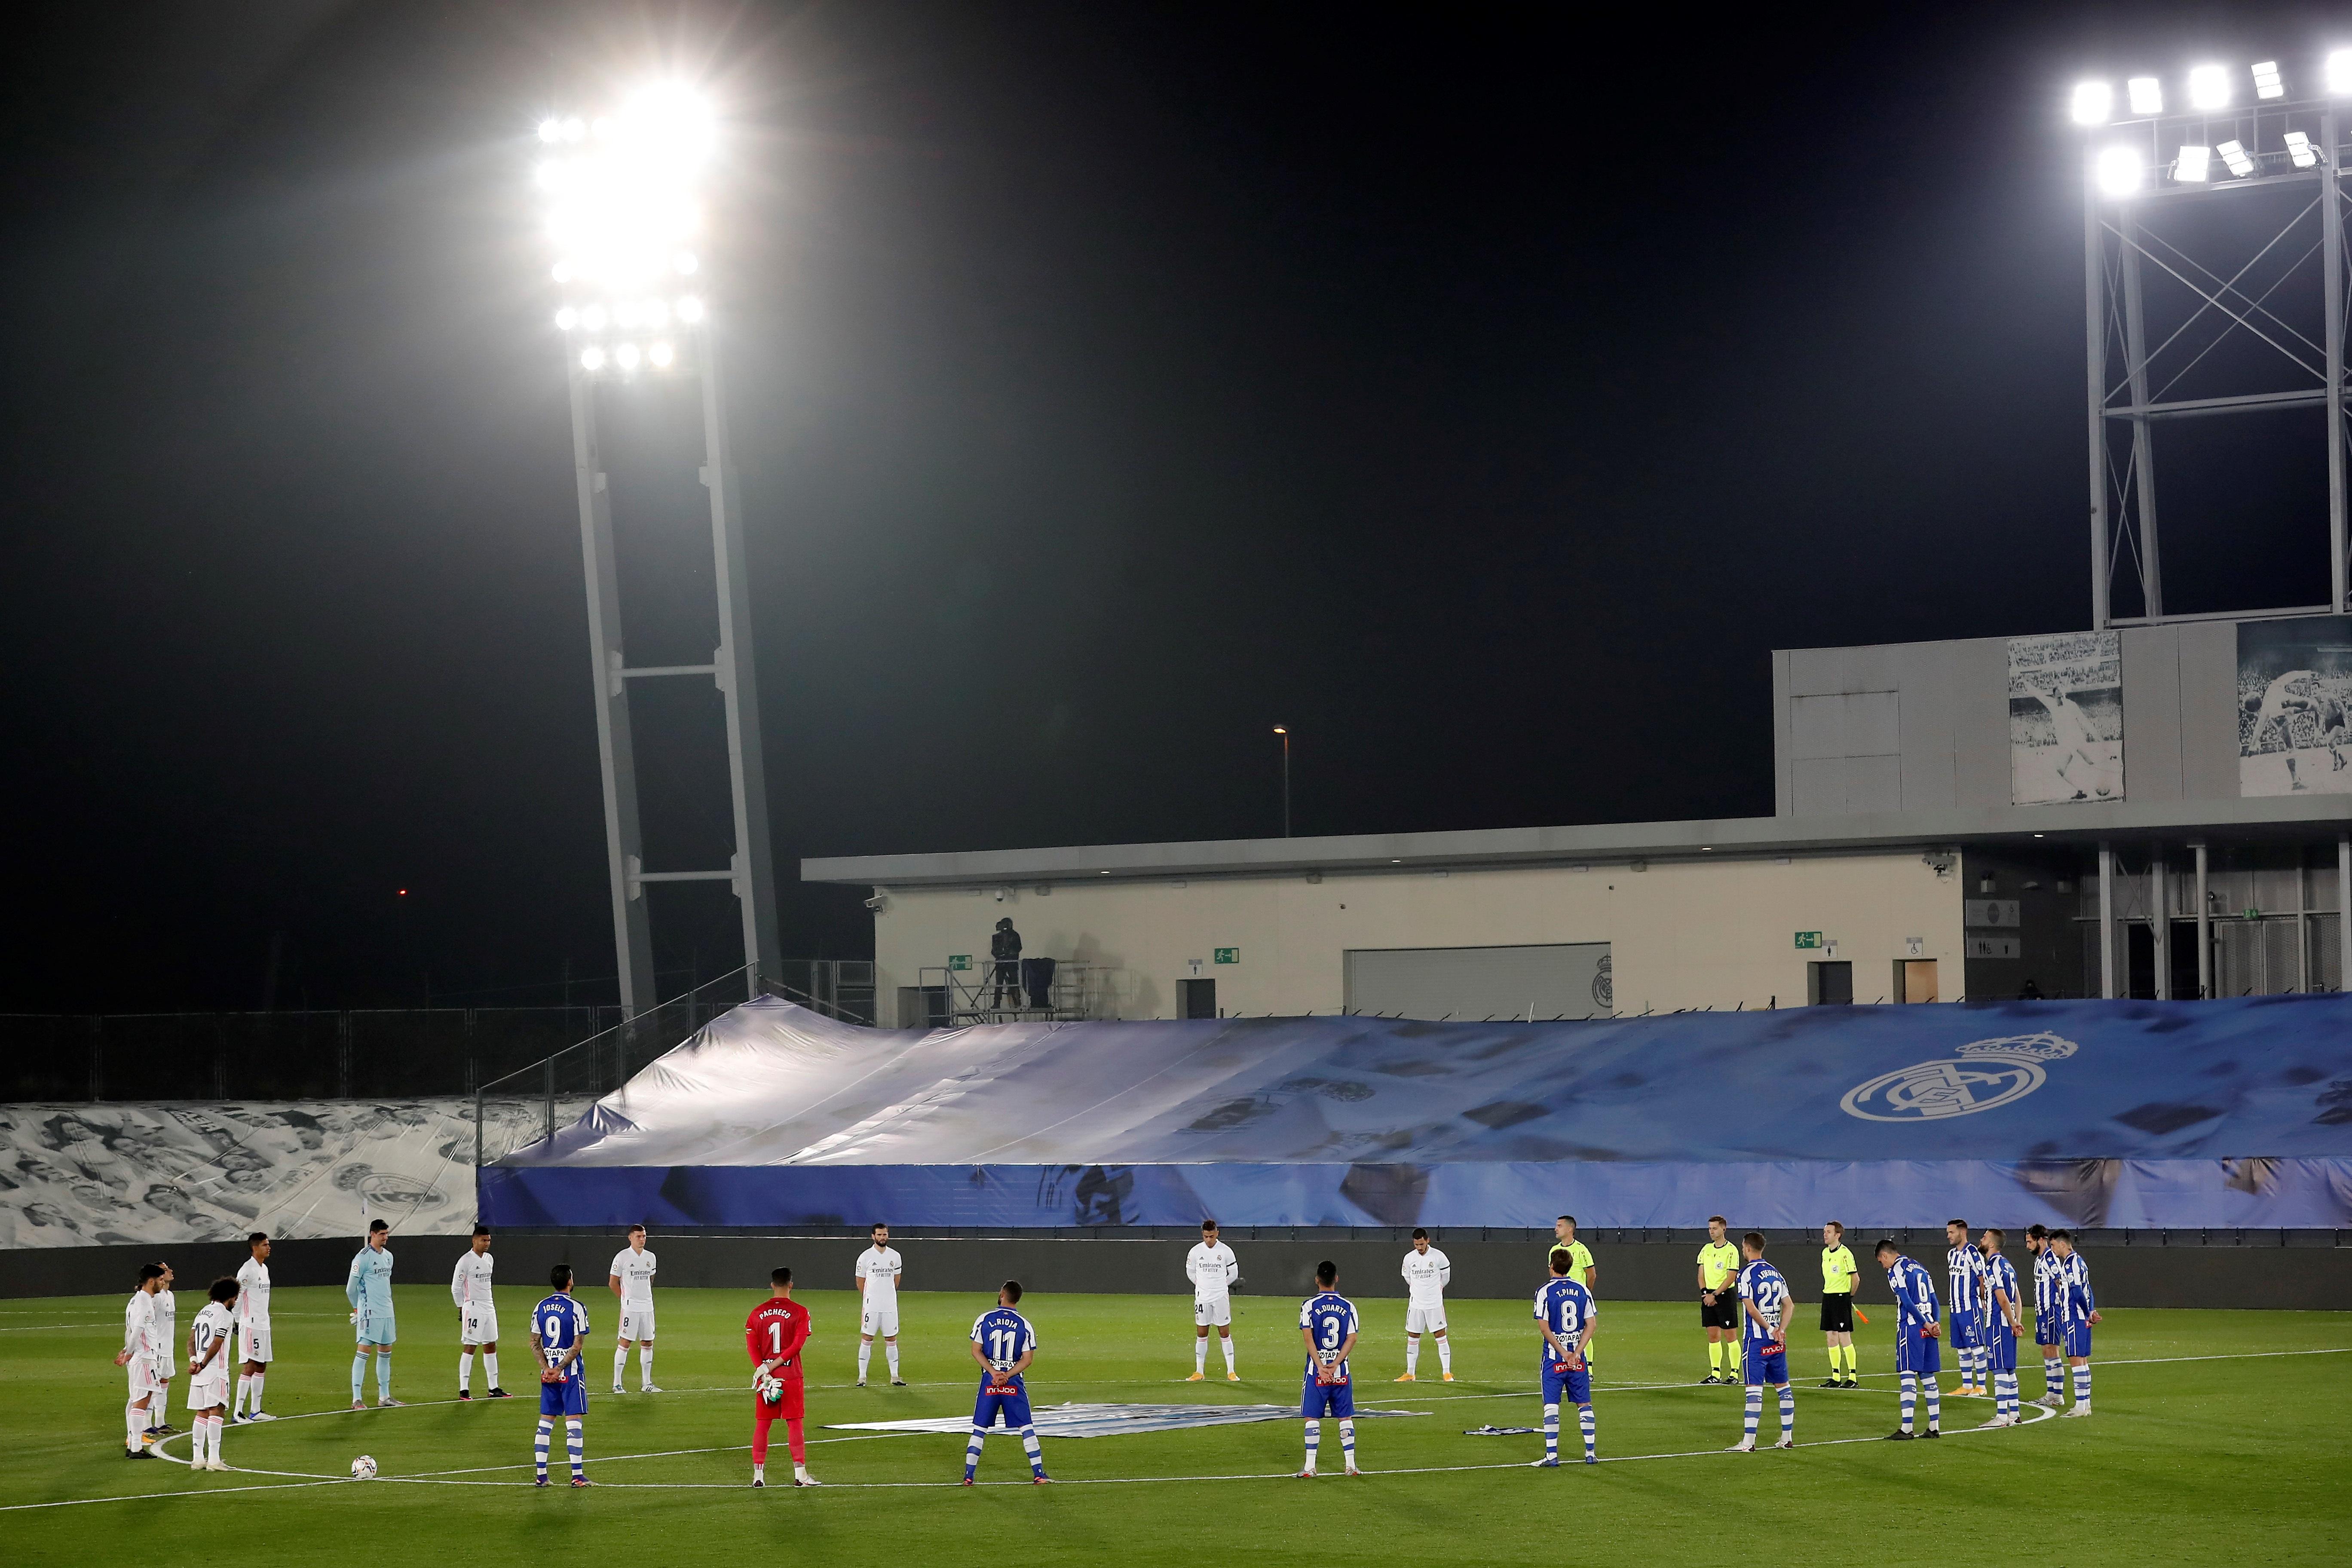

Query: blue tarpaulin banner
[[481, 994, 2352, 1230]]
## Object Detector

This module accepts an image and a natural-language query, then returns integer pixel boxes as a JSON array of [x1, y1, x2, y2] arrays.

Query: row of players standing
[[113, 1239, 287, 1467]]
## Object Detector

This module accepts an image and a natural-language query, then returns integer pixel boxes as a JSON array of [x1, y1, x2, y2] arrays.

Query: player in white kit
[[855, 1222, 907, 1387], [145, 1262, 178, 1440], [608, 1224, 660, 1392], [1398, 1228, 1454, 1381], [184, 1277, 239, 1471], [233, 1234, 277, 1423], [114, 1262, 168, 1458], [453, 1223, 508, 1400], [1185, 1219, 1240, 1381]]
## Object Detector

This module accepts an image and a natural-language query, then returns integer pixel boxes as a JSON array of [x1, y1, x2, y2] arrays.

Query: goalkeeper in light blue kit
[[346, 1218, 400, 1409]]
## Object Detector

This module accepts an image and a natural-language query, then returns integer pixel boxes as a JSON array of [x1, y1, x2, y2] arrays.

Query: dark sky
[[1, 2, 2340, 1011]]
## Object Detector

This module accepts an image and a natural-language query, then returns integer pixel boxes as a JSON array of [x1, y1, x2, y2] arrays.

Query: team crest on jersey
[[1838, 1033, 2078, 1122]]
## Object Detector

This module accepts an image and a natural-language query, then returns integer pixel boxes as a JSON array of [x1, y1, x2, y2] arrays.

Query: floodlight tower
[[2072, 51, 2352, 628], [531, 89, 781, 1017]]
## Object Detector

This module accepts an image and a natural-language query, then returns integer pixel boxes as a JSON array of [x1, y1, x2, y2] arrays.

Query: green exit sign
[[1214, 947, 1240, 964], [948, 954, 973, 971], [1794, 931, 1822, 949]]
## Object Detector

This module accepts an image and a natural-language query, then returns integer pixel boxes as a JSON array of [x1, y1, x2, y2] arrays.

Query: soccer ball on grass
[[349, 1455, 378, 1481]]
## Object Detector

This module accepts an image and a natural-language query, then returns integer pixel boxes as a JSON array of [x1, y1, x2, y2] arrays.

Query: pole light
[[2071, 42, 2352, 627], [533, 84, 782, 1016], [2187, 64, 2231, 111], [2095, 146, 2144, 197]]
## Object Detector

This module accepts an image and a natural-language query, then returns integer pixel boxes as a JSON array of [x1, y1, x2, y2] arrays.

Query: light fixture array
[[2071, 50, 2352, 195], [534, 86, 715, 376]]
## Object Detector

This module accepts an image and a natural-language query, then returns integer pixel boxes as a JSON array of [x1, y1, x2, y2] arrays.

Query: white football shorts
[[1405, 1304, 1448, 1334], [236, 1322, 272, 1364], [126, 1358, 164, 1399], [860, 1303, 900, 1337], [461, 1308, 499, 1346], [187, 1369, 230, 1411], [1193, 1295, 1232, 1328], [619, 1306, 656, 1342]]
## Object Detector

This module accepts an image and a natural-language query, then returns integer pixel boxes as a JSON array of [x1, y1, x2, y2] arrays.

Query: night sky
[[1, 2, 2340, 1011]]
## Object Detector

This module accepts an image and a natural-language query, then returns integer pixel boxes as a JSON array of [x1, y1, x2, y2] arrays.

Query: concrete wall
[[12, 1232, 2344, 1311], [1773, 621, 2242, 816], [873, 851, 1966, 1022]]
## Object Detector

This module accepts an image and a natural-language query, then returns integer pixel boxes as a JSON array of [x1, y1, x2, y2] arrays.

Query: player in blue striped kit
[[345, 1219, 399, 1409], [1726, 1233, 1794, 1452], [1944, 1219, 1988, 1398], [528, 1264, 591, 1488], [1297, 1262, 1362, 1477], [2049, 1230, 2101, 1417], [965, 1281, 1050, 1484], [1977, 1229, 2024, 1426], [2026, 1225, 2066, 1407], [1531, 1248, 1596, 1467], [1875, 1239, 1942, 1439]]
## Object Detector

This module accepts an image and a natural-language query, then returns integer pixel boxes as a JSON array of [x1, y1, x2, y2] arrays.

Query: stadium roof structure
[[480, 994, 2352, 1232], [799, 796, 2350, 889]]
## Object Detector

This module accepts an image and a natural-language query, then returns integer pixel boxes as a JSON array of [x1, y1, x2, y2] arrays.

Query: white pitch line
[[9, 1345, 2339, 1512]]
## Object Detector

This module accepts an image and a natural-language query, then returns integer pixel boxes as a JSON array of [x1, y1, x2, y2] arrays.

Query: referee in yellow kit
[[1550, 1216, 1599, 1370], [1818, 1221, 1860, 1388], [1696, 1216, 1741, 1384]]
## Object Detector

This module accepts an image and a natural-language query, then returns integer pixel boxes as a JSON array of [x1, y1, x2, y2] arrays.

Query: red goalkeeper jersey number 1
[[747, 1300, 810, 1375]]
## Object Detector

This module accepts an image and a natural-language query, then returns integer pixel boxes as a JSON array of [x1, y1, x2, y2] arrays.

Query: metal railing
[[0, 1005, 625, 1103], [914, 959, 1103, 1026], [473, 962, 879, 1165]]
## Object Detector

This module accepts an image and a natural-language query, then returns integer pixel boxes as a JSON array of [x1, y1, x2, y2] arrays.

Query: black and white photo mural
[[2008, 630, 2123, 805], [2238, 615, 2352, 797]]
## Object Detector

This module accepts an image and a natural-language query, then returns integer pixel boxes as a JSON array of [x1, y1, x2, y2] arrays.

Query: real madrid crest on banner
[[1839, 1033, 2079, 1122]]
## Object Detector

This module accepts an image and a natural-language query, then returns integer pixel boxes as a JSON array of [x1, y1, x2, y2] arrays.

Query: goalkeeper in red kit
[[745, 1267, 816, 1487]]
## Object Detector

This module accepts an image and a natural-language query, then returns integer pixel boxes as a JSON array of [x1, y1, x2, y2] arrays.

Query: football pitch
[[8, 1285, 2347, 1565]]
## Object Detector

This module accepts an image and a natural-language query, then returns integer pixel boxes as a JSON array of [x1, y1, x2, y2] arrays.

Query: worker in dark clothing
[[990, 918, 1022, 1011]]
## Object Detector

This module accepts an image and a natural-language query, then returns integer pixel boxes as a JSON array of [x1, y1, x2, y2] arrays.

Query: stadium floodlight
[[2187, 64, 2230, 110], [615, 341, 641, 371], [2174, 144, 2212, 182], [2217, 140, 2257, 178], [675, 293, 705, 323], [2251, 61, 2285, 99], [581, 303, 608, 331], [648, 339, 675, 368], [2329, 49, 2352, 95], [538, 118, 563, 144], [2095, 145, 2144, 197], [2285, 129, 2319, 168], [580, 345, 606, 371], [2128, 76, 2163, 114], [2071, 80, 2113, 126], [554, 306, 579, 331]]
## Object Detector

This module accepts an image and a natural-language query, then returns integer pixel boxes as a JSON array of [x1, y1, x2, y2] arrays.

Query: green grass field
[[8, 1284, 2347, 1565]]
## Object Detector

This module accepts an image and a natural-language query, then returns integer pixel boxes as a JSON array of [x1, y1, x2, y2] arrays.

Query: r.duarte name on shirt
[[1840, 1034, 2079, 1123]]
